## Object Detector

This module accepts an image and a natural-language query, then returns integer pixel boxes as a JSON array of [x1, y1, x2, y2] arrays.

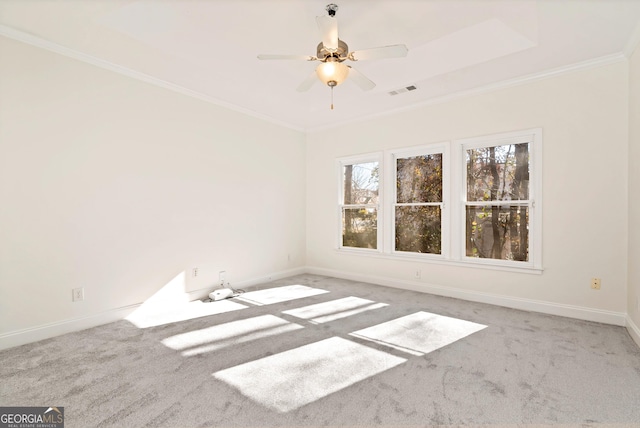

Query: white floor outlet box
[[209, 288, 234, 301]]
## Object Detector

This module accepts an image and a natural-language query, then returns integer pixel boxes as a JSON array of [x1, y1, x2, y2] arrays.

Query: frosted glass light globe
[[316, 60, 349, 86]]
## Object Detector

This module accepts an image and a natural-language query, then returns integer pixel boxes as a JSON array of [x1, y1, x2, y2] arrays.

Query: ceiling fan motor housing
[[317, 39, 349, 61]]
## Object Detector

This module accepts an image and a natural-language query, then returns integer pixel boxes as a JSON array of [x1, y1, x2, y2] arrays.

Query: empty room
[[1, 1, 640, 427]]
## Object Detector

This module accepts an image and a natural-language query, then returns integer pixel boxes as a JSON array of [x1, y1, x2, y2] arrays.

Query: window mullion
[[465, 200, 531, 207], [395, 202, 442, 207], [342, 204, 379, 209]]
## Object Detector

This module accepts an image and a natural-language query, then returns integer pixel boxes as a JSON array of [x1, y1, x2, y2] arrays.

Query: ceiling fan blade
[[296, 71, 318, 92], [347, 66, 375, 91], [316, 15, 339, 51], [257, 54, 317, 61], [349, 44, 408, 61]]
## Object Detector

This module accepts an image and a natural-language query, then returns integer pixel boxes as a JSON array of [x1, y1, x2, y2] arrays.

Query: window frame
[[336, 153, 383, 253], [335, 128, 542, 273], [387, 143, 450, 260], [452, 128, 542, 270]]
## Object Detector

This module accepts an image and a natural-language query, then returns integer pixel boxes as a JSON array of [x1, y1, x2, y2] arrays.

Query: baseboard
[[626, 316, 640, 348], [306, 266, 628, 327], [1, 265, 630, 351], [0, 303, 141, 351], [0, 266, 307, 351]]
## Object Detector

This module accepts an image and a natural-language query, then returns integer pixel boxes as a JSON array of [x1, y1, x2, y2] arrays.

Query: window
[[338, 157, 380, 250], [457, 129, 541, 269], [392, 145, 447, 256], [336, 129, 541, 272], [464, 142, 530, 261]]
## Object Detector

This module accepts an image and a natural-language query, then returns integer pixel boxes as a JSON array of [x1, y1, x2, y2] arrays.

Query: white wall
[[0, 37, 306, 342], [307, 61, 629, 321], [629, 44, 640, 343], [1, 33, 637, 349]]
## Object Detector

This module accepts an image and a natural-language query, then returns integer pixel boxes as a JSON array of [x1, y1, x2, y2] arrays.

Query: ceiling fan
[[257, 3, 408, 109]]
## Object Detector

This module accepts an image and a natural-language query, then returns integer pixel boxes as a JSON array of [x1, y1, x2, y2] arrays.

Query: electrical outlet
[[72, 287, 84, 302], [414, 269, 422, 279], [590, 278, 601, 290], [192, 267, 199, 278], [219, 271, 226, 285]]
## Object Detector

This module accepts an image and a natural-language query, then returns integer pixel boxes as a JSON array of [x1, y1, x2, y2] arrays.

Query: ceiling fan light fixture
[[316, 59, 349, 87]]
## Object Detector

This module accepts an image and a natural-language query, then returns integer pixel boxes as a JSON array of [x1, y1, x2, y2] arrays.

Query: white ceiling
[[1, 0, 640, 131]]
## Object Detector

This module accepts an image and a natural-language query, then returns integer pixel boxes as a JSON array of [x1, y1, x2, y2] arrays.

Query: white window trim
[[385, 143, 450, 259], [335, 128, 543, 273], [336, 152, 383, 253], [452, 128, 543, 270]]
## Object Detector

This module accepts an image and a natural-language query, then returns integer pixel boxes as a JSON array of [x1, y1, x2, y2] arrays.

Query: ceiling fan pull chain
[[331, 85, 334, 110]]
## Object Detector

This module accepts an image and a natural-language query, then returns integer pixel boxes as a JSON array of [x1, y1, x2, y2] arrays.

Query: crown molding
[[308, 52, 627, 133], [0, 25, 305, 133], [0, 24, 629, 135], [623, 20, 640, 58]]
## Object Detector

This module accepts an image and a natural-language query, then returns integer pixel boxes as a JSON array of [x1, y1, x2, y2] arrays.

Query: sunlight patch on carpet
[[212, 336, 406, 412], [350, 311, 487, 356], [162, 314, 304, 357], [282, 296, 388, 324], [126, 299, 248, 328], [234, 285, 329, 306]]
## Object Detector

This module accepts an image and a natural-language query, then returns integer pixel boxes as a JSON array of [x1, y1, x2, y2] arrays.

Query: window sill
[[335, 247, 543, 275]]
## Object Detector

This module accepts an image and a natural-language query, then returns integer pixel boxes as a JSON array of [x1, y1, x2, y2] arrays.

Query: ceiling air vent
[[388, 85, 417, 96]]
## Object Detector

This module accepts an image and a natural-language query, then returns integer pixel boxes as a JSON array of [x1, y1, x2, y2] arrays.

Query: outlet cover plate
[[72, 287, 84, 302]]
